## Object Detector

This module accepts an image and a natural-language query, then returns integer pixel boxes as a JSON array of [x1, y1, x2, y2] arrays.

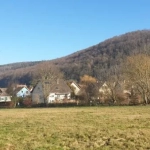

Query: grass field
[[0, 106, 150, 150]]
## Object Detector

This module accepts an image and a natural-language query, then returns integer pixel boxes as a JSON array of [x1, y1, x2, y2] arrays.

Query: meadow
[[0, 106, 150, 150]]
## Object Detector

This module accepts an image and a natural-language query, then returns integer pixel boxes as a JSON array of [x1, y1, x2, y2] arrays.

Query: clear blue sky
[[0, 0, 150, 65]]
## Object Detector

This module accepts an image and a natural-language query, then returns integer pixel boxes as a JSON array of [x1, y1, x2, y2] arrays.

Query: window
[[0, 97, 4, 101]]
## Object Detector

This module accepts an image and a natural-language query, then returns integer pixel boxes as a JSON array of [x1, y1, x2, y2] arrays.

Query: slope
[[0, 30, 150, 87]]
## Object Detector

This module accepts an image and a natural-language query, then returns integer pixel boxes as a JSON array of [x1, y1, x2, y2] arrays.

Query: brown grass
[[0, 106, 150, 150]]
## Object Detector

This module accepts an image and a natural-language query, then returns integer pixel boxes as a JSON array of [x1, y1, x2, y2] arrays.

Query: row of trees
[[75, 54, 150, 105], [124, 54, 150, 104], [5, 53, 150, 107]]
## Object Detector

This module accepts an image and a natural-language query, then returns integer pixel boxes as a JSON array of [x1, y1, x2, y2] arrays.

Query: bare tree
[[79, 75, 99, 104], [102, 64, 125, 104], [124, 54, 150, 104], [33, 62, 63, 102]]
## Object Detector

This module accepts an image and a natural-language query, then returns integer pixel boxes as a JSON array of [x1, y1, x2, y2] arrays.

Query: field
[[0, 106, 150, 150]]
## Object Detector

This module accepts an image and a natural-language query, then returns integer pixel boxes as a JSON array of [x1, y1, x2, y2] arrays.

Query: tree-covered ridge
[[59, 30, 150, 81], [0, 61, 41, 75], [0, 30, 150, 87]]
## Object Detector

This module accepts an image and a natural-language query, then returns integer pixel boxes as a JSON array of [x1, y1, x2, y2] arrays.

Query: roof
[[0, 88, 10, 96], [99, 81, 125, 93], [32, 82, 43, 94], [32, 79, 72, 95], [14, 86, 30, 94], [49, 79, 72, 94]]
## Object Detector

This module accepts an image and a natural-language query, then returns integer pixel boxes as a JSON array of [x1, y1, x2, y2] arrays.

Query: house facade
[[32, 82, 45, 104], [32, 79, 72, 104], [47, 79, 72, 103], [0, 88, 11, 103], [16, 87, 31, 97], [48, 92, 71, 103]]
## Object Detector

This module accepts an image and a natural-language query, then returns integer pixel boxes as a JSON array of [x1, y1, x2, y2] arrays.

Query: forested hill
[[0, 30, 150, 87], [55, 30, 150, 81], [0, 61, 41, 73]]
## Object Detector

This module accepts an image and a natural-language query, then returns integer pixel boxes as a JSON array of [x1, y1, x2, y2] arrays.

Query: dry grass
[[0, 106, 150, 150]]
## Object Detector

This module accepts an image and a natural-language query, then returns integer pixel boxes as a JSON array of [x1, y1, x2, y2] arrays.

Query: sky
[[0, 0, 150, 65]]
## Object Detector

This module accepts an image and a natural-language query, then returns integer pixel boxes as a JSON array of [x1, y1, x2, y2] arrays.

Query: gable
[[32, 82, 44, 104], [0, 88, 10, 96], [16, 87, 30, 94], [99, 82, 111, 93], [32, 82, 43, 94], [32, 79, 72, 96]]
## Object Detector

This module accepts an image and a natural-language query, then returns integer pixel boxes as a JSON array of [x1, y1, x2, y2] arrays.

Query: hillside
[[0, 61, 41, 74], [0, 30, 150, 87], [54, 30, 150, 80]]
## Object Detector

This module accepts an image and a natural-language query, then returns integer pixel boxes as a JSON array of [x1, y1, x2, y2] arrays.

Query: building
[[15, 87, 31, 97]]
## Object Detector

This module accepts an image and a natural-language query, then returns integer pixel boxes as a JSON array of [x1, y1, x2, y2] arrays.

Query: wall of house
[[70, 83, 80, 95], [48, 93, 71, 103], [48, 93, 56, 103], [32, 82, 44, 104], [17, 87, 30, 97], [0, 96, 11, 102]]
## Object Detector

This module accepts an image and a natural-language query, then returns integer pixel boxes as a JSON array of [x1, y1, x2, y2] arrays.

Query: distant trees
[[79, 75, 99, 104], [104, 64, 126, 104], [105, 81, 120, 104], [33, 62, 64, 102], [124, 54, 150, 104], [35, 62, 63, 82], [6, 82, 17, 96]]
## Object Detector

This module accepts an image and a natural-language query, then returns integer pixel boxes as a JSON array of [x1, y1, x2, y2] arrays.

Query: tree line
[[5, 53, 150, 108]]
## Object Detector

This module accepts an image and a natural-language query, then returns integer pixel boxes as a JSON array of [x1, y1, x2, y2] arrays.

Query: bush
[[0, 101, 16, 108], [116, 93, 130, 105], [23, 96, 32, 107], [129, 94, 141, 105]]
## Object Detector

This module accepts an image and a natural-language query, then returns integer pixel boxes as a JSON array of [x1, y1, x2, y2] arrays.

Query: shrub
[[23, 96, 32, 107]]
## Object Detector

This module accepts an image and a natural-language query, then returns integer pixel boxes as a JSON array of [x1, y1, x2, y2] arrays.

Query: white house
[[48, 93, 71, 103], [47, 79, 72, 103], [99, 82, 111, 95], [0, 88, 12, 102], [15, 87, 31, 97]]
